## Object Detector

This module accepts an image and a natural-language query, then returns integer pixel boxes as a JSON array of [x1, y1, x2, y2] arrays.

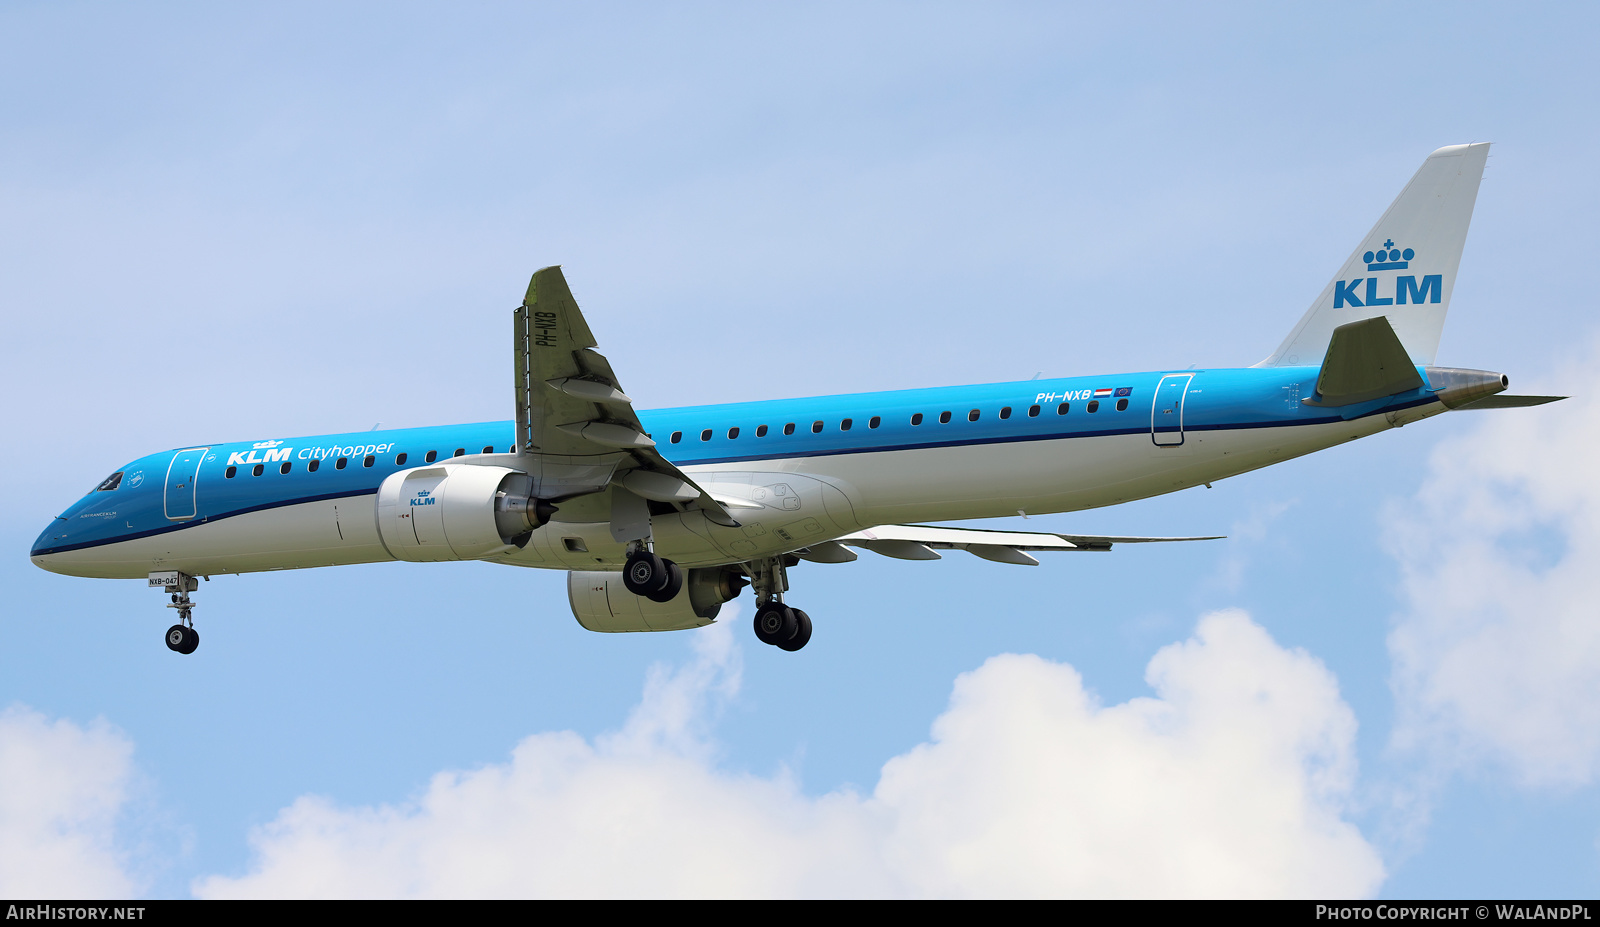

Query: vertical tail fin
[[1258, 143, 1489, 367]]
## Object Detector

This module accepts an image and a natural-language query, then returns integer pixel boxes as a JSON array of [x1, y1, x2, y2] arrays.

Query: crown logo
[[416, 490, 432, 498], [252, 439, 284, 449], [1364, 239, 1413, 271]]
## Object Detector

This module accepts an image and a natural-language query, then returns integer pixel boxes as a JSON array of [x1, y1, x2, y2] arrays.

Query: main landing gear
[[620, 549, 813, 653], [748, 557, 812, 652], [623, 547, 683, 603], [152, 570, 201, 654]]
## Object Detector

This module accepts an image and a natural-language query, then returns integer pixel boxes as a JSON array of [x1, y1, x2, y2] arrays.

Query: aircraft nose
[[31, 518, 71, 572]]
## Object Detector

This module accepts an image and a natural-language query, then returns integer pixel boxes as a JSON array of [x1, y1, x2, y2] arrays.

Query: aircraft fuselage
[[31, 365, 1447, 580]]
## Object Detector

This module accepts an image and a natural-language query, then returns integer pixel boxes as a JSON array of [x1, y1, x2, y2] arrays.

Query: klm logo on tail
[[1335, 239, 1440, 309]]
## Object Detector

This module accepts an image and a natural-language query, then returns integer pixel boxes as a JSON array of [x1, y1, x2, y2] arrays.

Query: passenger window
[[425, 451, 437, 463], [225, 466, 237, 479], [1116, 398, 1129, 412], [363, 455, 375, 467], [1087, 400, 1100, 413], [701, 429, 713, 441], [95, 472, 123, 492], [756, 425, 768, 437], [396, 453, 408, 465], [840, 418, 852, 431], [1057, 402, 1070, 415], [280, 462, 292, 474], [1000, 407, 1012, 420], [252, 464, 265, 477], [728, 427, 740, 439], [869, 416, 881, 429], [671, 432, 682, 444], [911, 413, 923, 425], [482, 445, 494, 454], [454, 448, 465, 457], [336, 457, 348, 470], [1028, 405, 1041, 417], [968, 409, 980, 422], [783, 423, 796, 435], [811, 421, 823, 433], [939, 411, 952, 424], [308, 459, 320, 472]]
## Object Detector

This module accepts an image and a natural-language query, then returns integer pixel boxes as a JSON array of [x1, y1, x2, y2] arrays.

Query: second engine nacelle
[[376, 464, 553, 562], [568, 567, 745, 632]]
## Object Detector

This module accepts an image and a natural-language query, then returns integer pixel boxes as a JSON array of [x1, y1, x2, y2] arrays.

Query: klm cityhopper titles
[[31, 143, 1560, 655]]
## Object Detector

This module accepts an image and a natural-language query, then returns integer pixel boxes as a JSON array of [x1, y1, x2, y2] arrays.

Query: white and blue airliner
[[31, 143, 1558, 655]]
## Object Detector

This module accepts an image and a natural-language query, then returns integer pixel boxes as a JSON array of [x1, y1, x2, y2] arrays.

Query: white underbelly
[[693, 415, 1400, 526]]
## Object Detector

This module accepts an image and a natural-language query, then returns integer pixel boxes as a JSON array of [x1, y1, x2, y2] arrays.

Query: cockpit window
[[95, 472, 123, 492]]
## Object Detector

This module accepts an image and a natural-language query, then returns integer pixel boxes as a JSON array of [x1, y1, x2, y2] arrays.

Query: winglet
[[523, 266, 597, 349]]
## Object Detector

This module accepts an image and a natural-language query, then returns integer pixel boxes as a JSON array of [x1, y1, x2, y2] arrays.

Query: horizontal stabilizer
[[1457, 394, 1567, 410], [1305, 316, 1424, 407]]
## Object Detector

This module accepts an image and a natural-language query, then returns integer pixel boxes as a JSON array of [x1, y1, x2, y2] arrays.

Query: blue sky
[[2, 2, 1597, 897]]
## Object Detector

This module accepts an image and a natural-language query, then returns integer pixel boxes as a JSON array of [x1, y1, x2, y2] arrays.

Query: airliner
[[31, 143, 1559, 655]]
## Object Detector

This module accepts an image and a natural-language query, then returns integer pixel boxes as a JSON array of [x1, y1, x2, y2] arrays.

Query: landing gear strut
[[748, 557, 812, 652], [152, 571, 200, 654]]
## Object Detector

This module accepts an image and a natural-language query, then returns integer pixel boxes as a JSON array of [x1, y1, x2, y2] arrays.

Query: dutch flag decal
[[1093, 388, 1113, 398]]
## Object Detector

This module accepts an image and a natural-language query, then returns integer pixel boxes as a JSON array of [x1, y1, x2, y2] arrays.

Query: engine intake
[[569, 567, 745, 632], [376, 464, 554, 562]]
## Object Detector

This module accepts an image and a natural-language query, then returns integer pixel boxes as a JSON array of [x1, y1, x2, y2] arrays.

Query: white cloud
[[1387, 342, 1600, 787], [196, 609, 1382, 899], [0, 706, 138, 898]]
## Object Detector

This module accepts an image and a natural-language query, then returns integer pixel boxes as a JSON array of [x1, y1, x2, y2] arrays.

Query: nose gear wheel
[[165, 624, 199, 654]]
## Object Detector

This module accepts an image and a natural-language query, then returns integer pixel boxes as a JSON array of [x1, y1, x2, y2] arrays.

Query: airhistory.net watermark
[[5, 908, 145, 921]]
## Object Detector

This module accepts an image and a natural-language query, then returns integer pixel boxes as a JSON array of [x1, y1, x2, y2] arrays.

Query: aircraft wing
[[512, 266, 738, 526], [796, 524, 1223, 566]]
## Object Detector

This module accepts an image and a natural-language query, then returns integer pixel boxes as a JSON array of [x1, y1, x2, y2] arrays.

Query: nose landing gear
[[151, 571, 201, 654]]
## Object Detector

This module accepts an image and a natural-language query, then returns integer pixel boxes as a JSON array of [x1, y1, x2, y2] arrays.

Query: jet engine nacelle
[[376, 464, 553, 562], [568, 567, 745, 632]]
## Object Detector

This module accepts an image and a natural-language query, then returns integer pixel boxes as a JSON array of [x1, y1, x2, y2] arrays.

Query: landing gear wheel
[[646, 560, 684, 604], [623, 551, 670, 597], [753, 603, 798, 646], [165, 624, 198, 655], [777, 608, 812, 652]]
